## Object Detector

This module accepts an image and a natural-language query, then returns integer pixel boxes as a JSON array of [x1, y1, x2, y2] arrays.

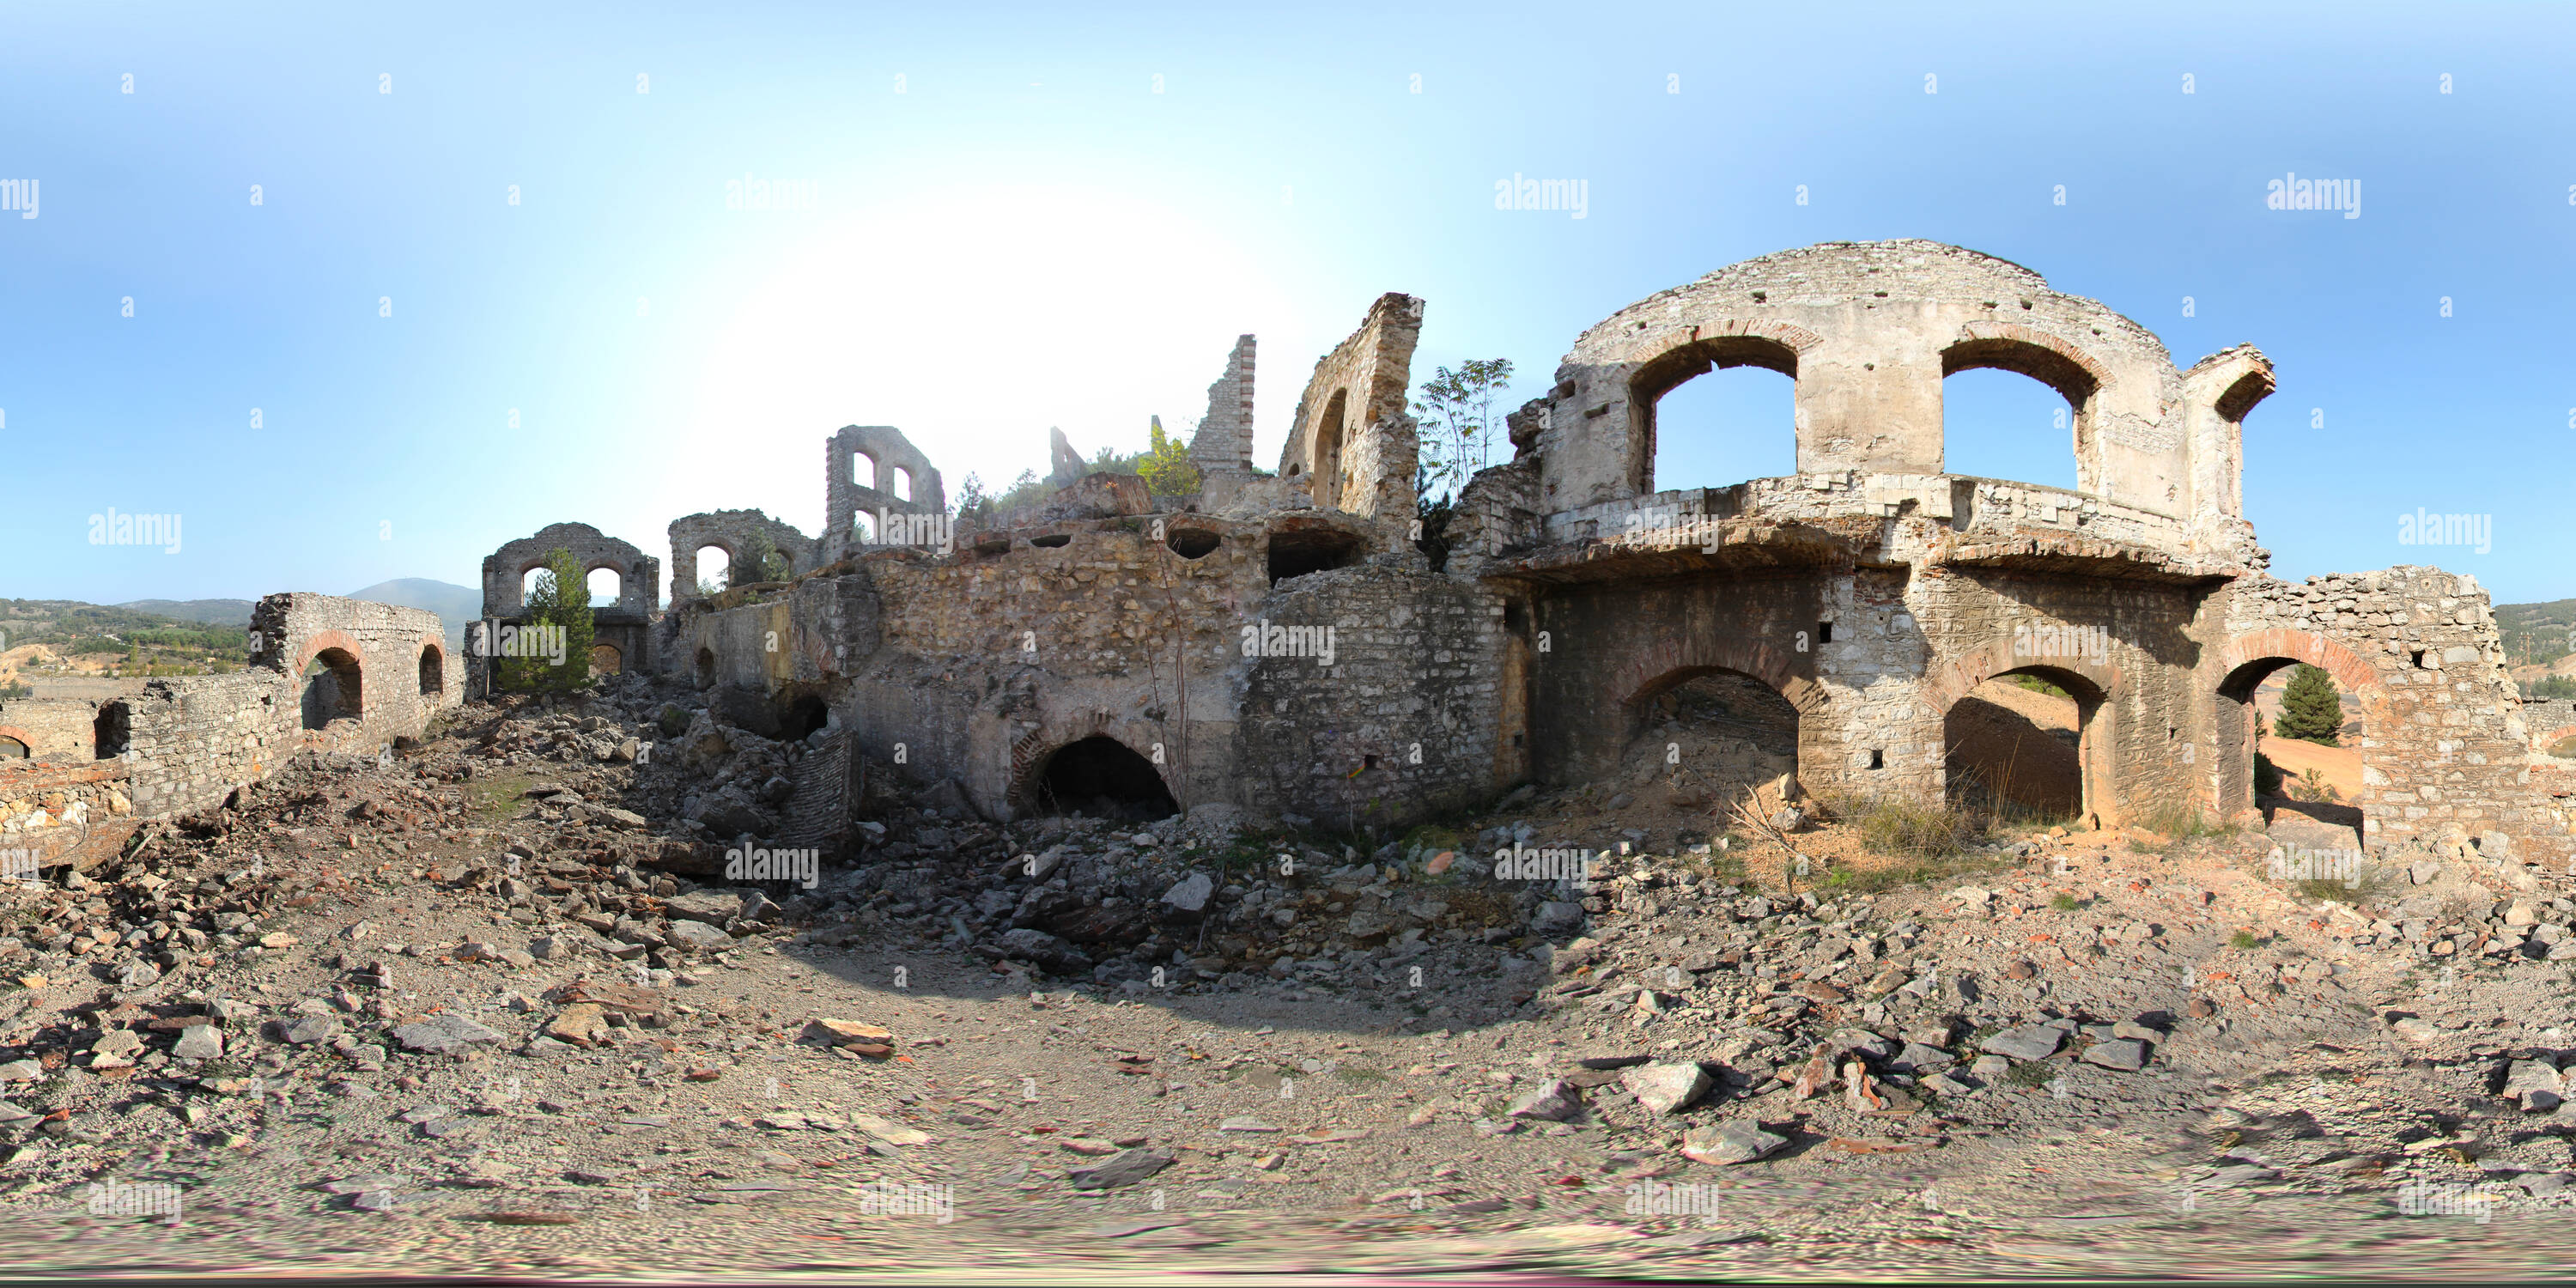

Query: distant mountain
[[346, 579, 480, 652], [115, 598, 255, 626]]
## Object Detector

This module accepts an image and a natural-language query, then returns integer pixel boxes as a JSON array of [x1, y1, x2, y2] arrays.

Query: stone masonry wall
[[0, 695, 105, 762], [1234, 565, 1503, 832], [2208, 567, 2543, 859], [0, 759, 137, 872]]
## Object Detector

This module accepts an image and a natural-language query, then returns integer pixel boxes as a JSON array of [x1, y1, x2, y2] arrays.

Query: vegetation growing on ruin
[[499, 548, 594, 696]]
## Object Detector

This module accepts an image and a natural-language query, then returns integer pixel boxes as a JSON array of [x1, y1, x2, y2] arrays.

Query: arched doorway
[[0, 735, 28, 759], [1624, 666, 1801, 811], [591, 643, 623, 675], [2211, 630, 2382, 828], [695, 647, 717, 690], [1943, 671, 2095, 825], [1026, 737, 1178, 821], [418, 644, 444, 696], [779, 694, 829, 742], [302, 648, 364, 731]]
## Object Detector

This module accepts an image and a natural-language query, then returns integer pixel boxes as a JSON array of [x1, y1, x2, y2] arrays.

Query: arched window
[[586, 567, 623, 605], [520, 567, 547, 607], [418, 645, 443, 696], [1633, 337, 1798, 492], [892, 466, 913, 502], [694, 545, 731, 595], [1941, 337, 2099, 492]]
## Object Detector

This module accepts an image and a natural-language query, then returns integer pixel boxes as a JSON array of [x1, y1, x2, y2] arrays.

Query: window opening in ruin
[[94, 704, 132, 759], [1635, 337, 1795, 493], [1311, 389, 1348, 508], [300, 648, 364, 731], [1625, 668, 1801, 810], [1944, 670, 2091, 825], [1817, 621, 1833, 643], [1165, 528, 1220, 560], [1503, 602, 1528, 635], [1940, 338, 2096, 492], [780, 695, 829, 742], [590, 643, 623, 674], [418, 645, 442, 696], [0, 736, 27, 759], [1868, 749, 1883, 769], [892, 466, 913, 502], [695, 647, 717, 690], [974, 533, 1011, 556], [855, 452, 879, 490], [1266, 528, 1364, 584], [1030, 533, 1072, 549], [1029, 736, 1178, 822], [852, 512, 876, 546], [586, 567, 622, 605], [519, 568, 546, 607], [695, 545, 731, 594], [1364, 754, 1380, 771]]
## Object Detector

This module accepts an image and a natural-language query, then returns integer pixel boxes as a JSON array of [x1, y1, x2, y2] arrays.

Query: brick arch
[[292, 629, 368, 679], [416, 635, 447, 699], [1007, 715, 1180, 811], [1919, 635, 2122, 716], [1611, 637, 1825, 717], [1944, 322, 2113, 404], [2534, 725, 2576, 756], [0, 725, 33, 756], [2215, 628, 2380, 695]]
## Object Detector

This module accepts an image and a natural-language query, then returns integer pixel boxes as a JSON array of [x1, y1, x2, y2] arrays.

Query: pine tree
[[2273, 663, 2343, 745], [501, 547, 594, 694]]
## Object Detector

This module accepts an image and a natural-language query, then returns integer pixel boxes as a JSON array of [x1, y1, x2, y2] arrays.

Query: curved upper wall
[[482, 522, 659, 620], [1535, 240, 2271, 543]]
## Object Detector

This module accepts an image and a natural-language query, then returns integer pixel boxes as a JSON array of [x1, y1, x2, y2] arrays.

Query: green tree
[[951, 471, 992, 526], [735, 531, 790, 585], [1138, 415, 1202, 497], [1411, 359, 1516, 502], [2273, 663, 2343, 744], [501, 548, 594, 694]]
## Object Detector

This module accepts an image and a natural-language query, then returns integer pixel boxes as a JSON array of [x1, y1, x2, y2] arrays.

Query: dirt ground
[[2, 688, 2575, 1281]]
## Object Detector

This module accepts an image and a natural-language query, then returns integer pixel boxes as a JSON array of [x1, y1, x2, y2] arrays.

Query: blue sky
[[4, 2, 2571, 607]]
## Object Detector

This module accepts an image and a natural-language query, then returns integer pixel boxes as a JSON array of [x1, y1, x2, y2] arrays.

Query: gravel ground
[[1, 682, 2573, 1280]]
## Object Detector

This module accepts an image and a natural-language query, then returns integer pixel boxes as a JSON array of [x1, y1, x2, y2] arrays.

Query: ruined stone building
[[611, 240, 2555, 865], [13, 240, 2564, 877], [1, 593, 453, 871]]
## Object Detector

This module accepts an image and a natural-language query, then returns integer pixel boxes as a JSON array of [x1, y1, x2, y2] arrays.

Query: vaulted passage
[[779, 694, 829, 742], [1029, 737, 1177, 822], [1944, 672, 2089, 824], [1267, 529, 1364, 585], [1622, 668, 1801, 811], [301, 648, 364, 731]]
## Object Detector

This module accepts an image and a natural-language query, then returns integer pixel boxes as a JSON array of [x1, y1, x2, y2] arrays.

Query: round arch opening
[[1025, 736, 1177, 822], [1943, 666, 2102, 829]]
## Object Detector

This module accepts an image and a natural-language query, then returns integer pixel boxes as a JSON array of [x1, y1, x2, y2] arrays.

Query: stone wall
[[668, 509, 813, 604], [1533, 240, 2271, 550], [1234, 565, 1504, 830], [823, 425, 945, 565], [0, 695, 106, 762], [475, 523, 659, 685], [2206, 568, 2542, 858], [0, 759, 135, 872], [1190, 335, 1257, 473], [114, 672, 284, 819], [1279, 294, 1424, 526]]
